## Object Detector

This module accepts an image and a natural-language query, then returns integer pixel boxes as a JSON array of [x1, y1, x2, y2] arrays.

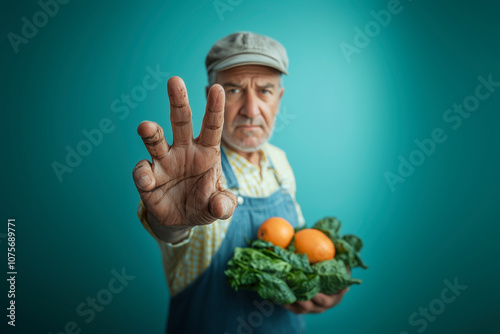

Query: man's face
[[215, 65, 284, 152]]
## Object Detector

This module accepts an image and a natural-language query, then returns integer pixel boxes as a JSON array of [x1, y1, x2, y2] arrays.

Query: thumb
[[209, 190, 237, 220], [133, 159, 156, 192]]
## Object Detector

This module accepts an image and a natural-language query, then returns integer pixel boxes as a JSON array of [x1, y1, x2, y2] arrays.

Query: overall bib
[[167, 148, 305, 333]]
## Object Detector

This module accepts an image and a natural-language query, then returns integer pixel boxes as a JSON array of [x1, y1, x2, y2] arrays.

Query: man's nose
[[240, 91, 260, 118]]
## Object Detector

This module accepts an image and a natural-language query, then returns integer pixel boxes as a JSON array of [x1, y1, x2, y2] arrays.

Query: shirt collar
[[221, 143, 273, 172]]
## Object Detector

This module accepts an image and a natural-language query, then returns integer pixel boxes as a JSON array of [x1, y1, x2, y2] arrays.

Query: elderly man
[[132, 32, 348, 333]]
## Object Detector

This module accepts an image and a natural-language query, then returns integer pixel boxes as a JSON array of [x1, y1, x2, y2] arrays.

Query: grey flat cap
[[205, 31, 289, 75]]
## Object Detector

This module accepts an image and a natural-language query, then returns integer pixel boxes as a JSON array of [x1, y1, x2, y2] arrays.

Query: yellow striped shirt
[[137, 142, 305, 296]]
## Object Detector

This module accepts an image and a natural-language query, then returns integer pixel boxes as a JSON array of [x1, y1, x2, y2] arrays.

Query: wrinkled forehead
[[217, 65, 281, 85]]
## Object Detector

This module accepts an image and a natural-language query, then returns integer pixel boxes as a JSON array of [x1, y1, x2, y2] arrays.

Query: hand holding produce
[[225, 217, 367, 304]]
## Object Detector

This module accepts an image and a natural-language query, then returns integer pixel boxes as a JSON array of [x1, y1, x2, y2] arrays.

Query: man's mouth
[[237, 125, 261, 130]]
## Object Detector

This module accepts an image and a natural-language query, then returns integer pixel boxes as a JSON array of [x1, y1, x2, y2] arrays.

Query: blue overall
[[166, 148, 305, 333]]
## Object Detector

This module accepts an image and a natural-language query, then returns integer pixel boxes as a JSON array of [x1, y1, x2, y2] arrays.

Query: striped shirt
[[137, 142, 305, 296]]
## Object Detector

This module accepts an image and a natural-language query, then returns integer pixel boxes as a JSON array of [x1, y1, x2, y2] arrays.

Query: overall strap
[[263, 146, 284, 188], [221, 145, 285, 190]]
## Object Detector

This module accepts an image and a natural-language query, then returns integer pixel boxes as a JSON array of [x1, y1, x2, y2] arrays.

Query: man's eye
[[228, 88, 240, 94], [261, 89, 271, 94]]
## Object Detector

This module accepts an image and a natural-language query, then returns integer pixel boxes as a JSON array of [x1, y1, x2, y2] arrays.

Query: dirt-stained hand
[[132, 77, 237, 241]]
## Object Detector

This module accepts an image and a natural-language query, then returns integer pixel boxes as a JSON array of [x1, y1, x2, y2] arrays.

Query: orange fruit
[[257, 217, 295, 248], [294, 229, 335, 263]]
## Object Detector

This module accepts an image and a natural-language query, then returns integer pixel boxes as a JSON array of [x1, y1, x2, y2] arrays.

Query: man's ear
[[278, 86, 285, 101], [277, 86, 285, 113]]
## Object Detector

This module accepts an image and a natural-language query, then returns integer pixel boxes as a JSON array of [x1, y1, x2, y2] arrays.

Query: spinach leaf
[[252, 271, 297, 304], [231, 247, 293, 274], [249, 239, 313, 273], [313, 218, 368, 269], [312, 259, 362, 294], [313, 217, 342, 239], [333, 236, 368, 269], [287, 271, 321, 301]]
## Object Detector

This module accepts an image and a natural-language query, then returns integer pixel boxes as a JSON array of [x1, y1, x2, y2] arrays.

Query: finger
[[329, 289, 347, 308], [133, 159, 156, 192], [282, 303, 307, 314], [298, 300, 325, 314], [311, 293, 332, 308], [137, 121, 169, 160], [168, 76, 193, 146], [198, 84, 225, 147], [313, 288, 350, 309], [209, 189, 237, 219], [336, 287, 349, 304], [284, 301, 321, 314]]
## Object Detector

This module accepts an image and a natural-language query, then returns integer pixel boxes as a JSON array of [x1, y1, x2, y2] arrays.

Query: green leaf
[[249, 239, 313, 273], [342, 234, 363, 253], [288, 271, 321, 301], [313, 217, 342, 239], [335, 237, 368, 269], [311, 217, 368, 269], [254, 272, 297, 304], [312, 259, 362, 295]]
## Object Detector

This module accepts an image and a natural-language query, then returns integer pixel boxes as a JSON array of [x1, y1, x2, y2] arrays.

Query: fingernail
[[139, 175, 151, 188]]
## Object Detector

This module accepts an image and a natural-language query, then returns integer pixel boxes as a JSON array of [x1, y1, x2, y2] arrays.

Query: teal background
[[1, 0, 499, 333]]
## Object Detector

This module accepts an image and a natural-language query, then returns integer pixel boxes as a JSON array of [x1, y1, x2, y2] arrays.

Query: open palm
[[133, 77, 237, 231]]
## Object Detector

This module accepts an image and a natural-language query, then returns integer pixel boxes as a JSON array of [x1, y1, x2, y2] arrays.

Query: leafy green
[[248, 239, 313, 273], [313, 217, 342, 239], [225, 217, 367, 304], [287, 271, 321, 300], [313, 259, 362, 294], [334, 236, 368, 269], [251, 271, 297, 304], [312, 218, 368, 269]]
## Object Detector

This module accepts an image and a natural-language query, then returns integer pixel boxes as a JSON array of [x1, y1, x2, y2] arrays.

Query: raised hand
[[132, 76, 237, 242]]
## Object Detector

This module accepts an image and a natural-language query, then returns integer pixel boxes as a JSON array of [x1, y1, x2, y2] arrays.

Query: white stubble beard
[[222, 120, 276, 153]]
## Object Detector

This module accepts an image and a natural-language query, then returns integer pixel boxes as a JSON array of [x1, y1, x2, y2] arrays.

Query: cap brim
[[212, 53, 288, 75]]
